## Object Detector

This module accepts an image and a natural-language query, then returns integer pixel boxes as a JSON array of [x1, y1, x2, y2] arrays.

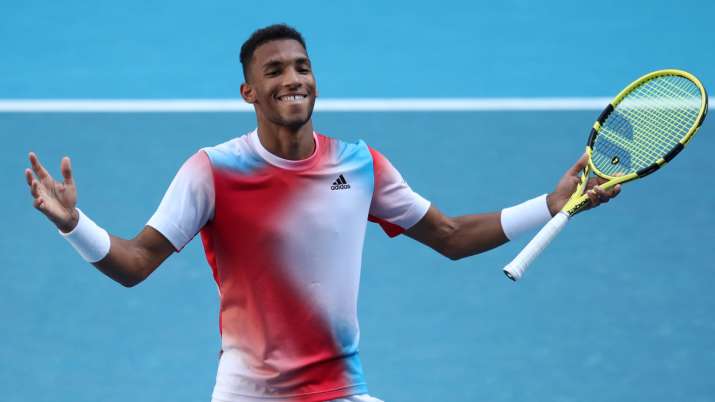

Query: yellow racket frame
[[562, 69, 708, 216]]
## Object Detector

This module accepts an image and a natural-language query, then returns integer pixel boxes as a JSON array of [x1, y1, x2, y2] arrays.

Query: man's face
[[243, 39, 317, 130]]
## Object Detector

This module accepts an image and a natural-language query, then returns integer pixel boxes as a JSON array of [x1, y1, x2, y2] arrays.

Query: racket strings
[[620, 77, 698, 144], [629, 79, 700, 129], [593, 75, 701, 176], [625, 76, 699, 130]]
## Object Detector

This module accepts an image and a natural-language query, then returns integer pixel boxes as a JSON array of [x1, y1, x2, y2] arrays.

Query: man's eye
[[265, 71, 279, 77]]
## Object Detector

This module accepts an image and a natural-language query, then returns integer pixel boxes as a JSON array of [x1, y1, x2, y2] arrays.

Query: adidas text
[[331, 174, 351, 190]]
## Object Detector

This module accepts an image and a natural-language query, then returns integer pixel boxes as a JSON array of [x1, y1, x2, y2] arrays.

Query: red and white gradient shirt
[[147, 130, 430, 401]]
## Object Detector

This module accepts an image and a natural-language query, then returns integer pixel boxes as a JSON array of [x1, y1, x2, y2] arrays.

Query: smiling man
[[25, 24, 619, 402]]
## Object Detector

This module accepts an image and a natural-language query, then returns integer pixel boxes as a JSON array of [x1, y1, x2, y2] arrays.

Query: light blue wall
[[3, 2, 715, 401], [2, 0, 713, 98]]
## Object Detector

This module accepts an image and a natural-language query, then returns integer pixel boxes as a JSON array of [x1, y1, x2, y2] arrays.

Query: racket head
[[506, 70, 707, 281], [587, 69, 708, 184]]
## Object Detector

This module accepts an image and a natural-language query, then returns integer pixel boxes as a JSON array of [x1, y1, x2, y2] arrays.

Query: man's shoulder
[[317, 132, 372, 157], [202, 132, 251, 154], [316, 133, 379, 171], [199, 131, 256, 170]]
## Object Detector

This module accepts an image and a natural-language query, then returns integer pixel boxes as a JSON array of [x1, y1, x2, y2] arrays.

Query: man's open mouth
[[277, 94, 308, 102]]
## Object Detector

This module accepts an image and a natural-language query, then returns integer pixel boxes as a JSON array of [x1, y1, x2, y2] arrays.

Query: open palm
[[25, 152, 79, 232]]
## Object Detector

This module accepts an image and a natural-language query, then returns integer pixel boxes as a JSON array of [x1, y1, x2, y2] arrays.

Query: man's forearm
[[440, 212, 508, 260], [405, 207, 508, 261], [93, 233, 165, 287]]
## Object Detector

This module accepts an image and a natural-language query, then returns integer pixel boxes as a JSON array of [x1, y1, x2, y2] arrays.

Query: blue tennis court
[[4, 111, 714, 401], [2, 1, 714, 401]]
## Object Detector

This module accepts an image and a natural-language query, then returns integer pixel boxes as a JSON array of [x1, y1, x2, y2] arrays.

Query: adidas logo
[[330, 174, 351, 190]]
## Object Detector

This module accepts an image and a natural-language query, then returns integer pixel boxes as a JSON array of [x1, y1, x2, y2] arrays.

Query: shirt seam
[[146, 219, 191, 251], [400, 196, 431, 230]]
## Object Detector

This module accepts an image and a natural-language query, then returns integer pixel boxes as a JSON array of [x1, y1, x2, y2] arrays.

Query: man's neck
[[256, 123, 315, 161]]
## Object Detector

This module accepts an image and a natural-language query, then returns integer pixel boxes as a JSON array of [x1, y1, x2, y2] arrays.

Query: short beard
[[269, 102, 315, 131], [283, 111, 313, 131]]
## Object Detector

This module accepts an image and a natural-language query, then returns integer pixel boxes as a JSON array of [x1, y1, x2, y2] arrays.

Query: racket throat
[[563, 194, 591, 216], [562, 161, 591, 216]]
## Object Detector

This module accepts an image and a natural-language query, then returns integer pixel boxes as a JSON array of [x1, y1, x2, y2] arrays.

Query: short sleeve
[[368, 147, 430, 237], [146, 151, 215, 251]]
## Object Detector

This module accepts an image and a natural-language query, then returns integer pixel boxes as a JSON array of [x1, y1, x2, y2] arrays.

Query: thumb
[[567, 153, 588, 176], [61, 156, 73, 186]]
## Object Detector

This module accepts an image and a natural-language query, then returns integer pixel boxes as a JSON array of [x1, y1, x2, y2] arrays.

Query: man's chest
[[212, 163, 374, 239]]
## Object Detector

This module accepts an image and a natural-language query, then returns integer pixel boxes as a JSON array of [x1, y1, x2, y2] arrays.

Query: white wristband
[[59, 208, 111, 263], [500, 194, 552, 240]]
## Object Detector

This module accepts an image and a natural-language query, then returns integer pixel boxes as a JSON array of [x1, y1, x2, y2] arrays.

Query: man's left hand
[[546, 153, 622, 216]]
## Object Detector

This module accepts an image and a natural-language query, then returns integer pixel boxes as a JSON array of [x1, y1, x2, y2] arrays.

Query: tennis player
[[25, 24, 619, 402]]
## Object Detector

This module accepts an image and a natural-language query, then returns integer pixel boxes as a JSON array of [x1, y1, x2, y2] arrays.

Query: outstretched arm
[[405, 154, 621, 260], [25, 152, 175, 287], [404, 207, 505, 260], [95, 227, 175, 287]]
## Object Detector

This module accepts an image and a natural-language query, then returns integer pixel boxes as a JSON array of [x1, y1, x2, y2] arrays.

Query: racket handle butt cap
[[503, 269, 519, 281]]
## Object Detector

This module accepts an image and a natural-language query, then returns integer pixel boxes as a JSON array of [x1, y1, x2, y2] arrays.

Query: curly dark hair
[[239, 24, 307, 82]]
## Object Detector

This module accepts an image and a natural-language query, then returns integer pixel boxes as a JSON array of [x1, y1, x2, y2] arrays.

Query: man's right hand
[[25, 152, 176, 287], [25, 152, 79, 233]]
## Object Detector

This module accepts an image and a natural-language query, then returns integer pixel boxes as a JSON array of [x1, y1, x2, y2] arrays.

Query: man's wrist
[[57, 208, 80, 233], [546, 193, 560, 217], [500, 194, 552, 240]]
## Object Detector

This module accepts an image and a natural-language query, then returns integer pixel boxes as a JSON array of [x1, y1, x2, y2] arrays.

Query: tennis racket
[[504, 69, 708, 281]]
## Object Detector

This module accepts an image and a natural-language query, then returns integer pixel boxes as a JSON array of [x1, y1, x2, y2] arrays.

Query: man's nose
[[283, 68, 301, 87]]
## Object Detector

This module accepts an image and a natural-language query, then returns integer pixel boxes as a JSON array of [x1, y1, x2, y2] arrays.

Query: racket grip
[[503, 211, 569, 281]]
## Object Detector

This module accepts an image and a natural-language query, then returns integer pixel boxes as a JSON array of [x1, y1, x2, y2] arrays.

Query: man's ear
[[240, 82, 256, 104]]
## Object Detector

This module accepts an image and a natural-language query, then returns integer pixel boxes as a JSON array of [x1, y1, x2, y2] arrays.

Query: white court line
[[0, 98, 616, 112]]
